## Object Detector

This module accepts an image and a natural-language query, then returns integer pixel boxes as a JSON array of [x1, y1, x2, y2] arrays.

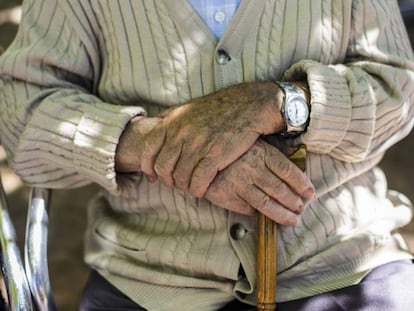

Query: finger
[[239, 184, 300, 226], [205, 181, 255, 216], [189, 157, 219, 197], [252, 168, 304, 214], [172, 132, 214, 192], [153, 142, 182, 188], [141, 123, 167, 181], [190, 131, 259, 198], [217, 196, 255, 216], [189, 146, 238, 198], [172, 151, 199, 192], [209, 195, 255, 216], [264, 146, 315, 198]]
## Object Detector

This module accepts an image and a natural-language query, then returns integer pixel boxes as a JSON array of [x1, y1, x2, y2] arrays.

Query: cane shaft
[[257, 213, 277, 311], [256, 144, 307, 311]]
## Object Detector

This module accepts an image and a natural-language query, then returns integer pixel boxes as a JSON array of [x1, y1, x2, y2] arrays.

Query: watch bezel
[[276, 81, 309, 134], [283, 95, 309, 128]]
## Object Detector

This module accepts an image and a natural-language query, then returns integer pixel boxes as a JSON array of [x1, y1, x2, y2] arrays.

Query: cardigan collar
[[161, 0, 265, 59]]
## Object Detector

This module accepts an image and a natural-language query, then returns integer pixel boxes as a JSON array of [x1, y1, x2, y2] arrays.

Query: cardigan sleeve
[[284, 0, 414, 163], [0, 0, 145, 194]]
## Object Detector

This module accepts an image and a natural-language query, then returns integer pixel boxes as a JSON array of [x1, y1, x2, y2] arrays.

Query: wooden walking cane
[[256, 143, 307, 311], [257, 212, 278, 311]]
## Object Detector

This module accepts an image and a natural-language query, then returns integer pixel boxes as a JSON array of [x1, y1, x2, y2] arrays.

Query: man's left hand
[[204, 139, 314, 226]]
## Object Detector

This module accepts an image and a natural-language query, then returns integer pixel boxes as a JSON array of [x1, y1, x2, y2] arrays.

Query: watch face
[[285, 98, 309, 126]]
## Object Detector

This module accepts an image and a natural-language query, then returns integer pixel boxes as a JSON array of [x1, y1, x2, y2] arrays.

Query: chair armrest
[[25, 188, 56, 311], [0, 179, 34, 311]]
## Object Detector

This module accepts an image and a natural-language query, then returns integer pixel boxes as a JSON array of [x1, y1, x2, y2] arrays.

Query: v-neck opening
[[162, 0, 264, 54], [162, 0, 218, 49], [186, 0, 241, 40]]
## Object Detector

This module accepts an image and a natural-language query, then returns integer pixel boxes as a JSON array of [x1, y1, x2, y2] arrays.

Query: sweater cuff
[[73, 103, 145, 194], [283, 60, 352, 154]]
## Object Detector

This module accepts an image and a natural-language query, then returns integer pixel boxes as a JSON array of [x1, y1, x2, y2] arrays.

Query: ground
[[1, 1, 414, 310]]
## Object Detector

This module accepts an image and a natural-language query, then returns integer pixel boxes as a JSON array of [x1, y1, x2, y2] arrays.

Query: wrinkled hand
[[205, 140, 315, 226], [115, 116, 162, 172], [141, 81, 285, 197]]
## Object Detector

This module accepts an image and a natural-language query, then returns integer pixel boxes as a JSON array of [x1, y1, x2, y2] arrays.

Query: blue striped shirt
[[187, 0, 241, 39]]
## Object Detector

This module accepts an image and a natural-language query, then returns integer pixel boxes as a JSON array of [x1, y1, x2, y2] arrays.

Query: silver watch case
[[276, 81, 309, 134]]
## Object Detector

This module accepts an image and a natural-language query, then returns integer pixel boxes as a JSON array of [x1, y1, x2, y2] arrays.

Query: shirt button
[[230, 224, 247, 240], [214, 11, 226, 23], [216, 50, 231, 65]]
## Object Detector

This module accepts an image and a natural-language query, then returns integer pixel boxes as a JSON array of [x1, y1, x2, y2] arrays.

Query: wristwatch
[[275, 81, 309, 135]]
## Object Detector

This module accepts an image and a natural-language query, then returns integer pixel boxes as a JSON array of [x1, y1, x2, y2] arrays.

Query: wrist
[[115, 116, 161, 172], [115, 116, 145, 172], [274, 81, 310, 136], [264, 81, 287, 133]]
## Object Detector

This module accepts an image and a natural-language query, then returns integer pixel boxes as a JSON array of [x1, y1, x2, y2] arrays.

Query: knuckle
[[173, 171, 189, 190], [196, 157, 214, 170], [255, 194, 271, 213], [270, 182, 303, 212], [272, 181, 290, 196], [189, 182, 207, 198], [190, 159, 219, 197], [244, 144, 261, 161], [277, 159, 294, 177], [154, 162, 171, 178]]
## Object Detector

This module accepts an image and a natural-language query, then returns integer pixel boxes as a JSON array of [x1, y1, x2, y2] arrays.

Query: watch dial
[[286, 99, 309, 126]]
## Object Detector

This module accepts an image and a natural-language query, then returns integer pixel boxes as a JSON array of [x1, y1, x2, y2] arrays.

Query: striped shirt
[[187, 0, 240, 39]]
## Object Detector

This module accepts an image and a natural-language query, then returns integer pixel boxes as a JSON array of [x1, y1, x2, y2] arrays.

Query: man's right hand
[[140, 82, 286, 198], [205, 139, 315, 226]]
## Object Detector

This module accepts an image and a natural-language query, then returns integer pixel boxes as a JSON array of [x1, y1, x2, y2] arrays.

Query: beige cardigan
[[1, 0, 414, 310]]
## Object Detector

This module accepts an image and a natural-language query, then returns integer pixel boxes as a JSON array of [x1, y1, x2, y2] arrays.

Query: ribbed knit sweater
[[1, 0, 414, 310]]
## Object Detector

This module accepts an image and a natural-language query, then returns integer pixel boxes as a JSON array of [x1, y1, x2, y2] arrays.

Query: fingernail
[[146, 174, 157, 183], [302, 187, 315, 199], [288, 215, 300, 227], [296, 204, 304, 215]]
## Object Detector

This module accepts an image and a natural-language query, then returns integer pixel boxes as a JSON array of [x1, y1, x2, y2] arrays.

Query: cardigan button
[[216, 50, 231, 65], [230, 224, 247, 240]]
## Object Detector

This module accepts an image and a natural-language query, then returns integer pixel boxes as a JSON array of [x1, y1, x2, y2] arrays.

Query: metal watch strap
[[274, 81, 309, 135]]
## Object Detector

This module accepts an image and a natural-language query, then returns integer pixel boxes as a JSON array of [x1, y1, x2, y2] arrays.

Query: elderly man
[[1, 0, 414, 310]]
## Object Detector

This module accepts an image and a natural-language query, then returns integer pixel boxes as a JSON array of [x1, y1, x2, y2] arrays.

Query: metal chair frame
[[0, 178, 56, 311]]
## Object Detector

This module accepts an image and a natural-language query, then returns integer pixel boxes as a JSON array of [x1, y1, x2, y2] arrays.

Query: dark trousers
[[78, 260, 414, 311]]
